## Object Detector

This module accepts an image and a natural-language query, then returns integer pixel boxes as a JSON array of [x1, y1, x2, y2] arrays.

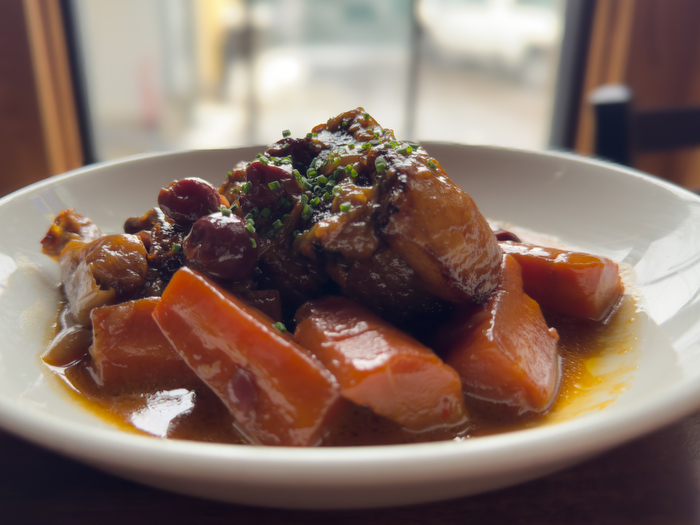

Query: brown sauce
[[43, 293, 639, 446]]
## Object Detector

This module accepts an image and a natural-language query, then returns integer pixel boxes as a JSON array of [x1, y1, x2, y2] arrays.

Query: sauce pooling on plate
[[40, 108, 632, 446], [45, 292, 639, 445]]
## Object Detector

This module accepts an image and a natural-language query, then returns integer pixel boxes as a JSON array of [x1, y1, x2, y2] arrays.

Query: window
[[68, 0, 565, 161]]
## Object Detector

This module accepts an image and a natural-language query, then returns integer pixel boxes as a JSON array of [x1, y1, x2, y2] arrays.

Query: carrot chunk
[[500, 242, 623, 321], [294, 296, 467, 431], [90, 297, 199, 392], [152, 267, 342, 446], [441, 254, 560, 414]]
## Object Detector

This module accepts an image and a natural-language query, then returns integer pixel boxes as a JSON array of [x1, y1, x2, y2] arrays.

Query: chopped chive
[[301, 205, 313, 220], [172, 243, 182, 252], [293, 230, 301, 236], [361, 143, 371, 150], [268, 181, 281, 191], [348, 143, 355, 150], [310, 196, 320, 207], [260, 207, 271, 219], [375, 156, 388, 173], [300, 194, 309, 205], [333, 186, 342, 196], [220, 205, 231, 216], [293, 169, 302, 181], [427, 159, 438, 169], [340, 202, 352, 213], [323, 191, 331, 201], [317, 175, 328, 185], [226, 171, 233, 179], [273, 322, 287, 333], [249, 237, 257, 248], [242, 181, 252, 194], [246, 224, 256, 234], [306, 168, 317, 178], [282, 129, 291, 137], [350, 168, 358, 178], [306, 132, 312, 139], [398, 144, 413, 155], [272, 219, 283, 230], [279, 197, 292, 208]]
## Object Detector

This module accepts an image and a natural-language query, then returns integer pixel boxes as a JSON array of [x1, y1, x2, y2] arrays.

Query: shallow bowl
[[1, 144, 699, 509]]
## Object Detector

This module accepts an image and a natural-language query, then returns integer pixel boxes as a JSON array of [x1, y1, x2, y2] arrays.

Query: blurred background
[[4, 0, 700, 197], [70, 0, 563, 160]]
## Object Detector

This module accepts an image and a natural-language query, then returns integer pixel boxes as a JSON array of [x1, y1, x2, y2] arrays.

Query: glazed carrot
[[90, 297, 199, 392], [294, 296, 467, 431], [152, 267, 342, 446], [500, 242, 623, 321], [441, 254, 560, 414]]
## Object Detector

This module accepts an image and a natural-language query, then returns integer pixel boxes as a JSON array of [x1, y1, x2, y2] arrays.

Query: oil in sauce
[[43, 291, 640, 447]]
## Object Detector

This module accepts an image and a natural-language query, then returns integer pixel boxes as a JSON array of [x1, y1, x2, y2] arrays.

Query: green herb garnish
[[375, 156, 388, 173]]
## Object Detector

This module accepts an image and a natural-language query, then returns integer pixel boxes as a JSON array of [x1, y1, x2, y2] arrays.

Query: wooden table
[[3, 409, 700, 525]]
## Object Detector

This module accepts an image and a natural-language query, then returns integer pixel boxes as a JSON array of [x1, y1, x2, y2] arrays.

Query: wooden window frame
[[0, 0, 82, 197]]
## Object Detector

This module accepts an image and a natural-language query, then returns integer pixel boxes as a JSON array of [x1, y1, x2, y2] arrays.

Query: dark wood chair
[[590, 84, 700, 167]]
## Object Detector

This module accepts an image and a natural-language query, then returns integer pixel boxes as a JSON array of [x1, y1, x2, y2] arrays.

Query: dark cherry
[[493, 228, 522, 243], [240, 161, 297, 212], [182, 213, 259, 281], [158, 178, 222, 226]]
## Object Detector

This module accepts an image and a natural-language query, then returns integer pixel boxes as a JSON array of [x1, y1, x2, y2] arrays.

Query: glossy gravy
[[44, 292, 639, 446]]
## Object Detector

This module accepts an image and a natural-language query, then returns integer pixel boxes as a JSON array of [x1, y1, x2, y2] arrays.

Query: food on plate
[[90, 297, 201, 393], [499, 242, 625, 322], [294, 296, 466, 431], [439, 254, 560, 414], [41, 107, 626, 446], [153, 267, 343, 447]]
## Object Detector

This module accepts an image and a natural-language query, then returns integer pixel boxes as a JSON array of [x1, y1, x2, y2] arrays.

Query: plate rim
[[2, 143, 700, 507]]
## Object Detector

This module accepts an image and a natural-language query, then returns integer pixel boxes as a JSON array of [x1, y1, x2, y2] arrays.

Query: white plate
[[1, 144, 700, 509]]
